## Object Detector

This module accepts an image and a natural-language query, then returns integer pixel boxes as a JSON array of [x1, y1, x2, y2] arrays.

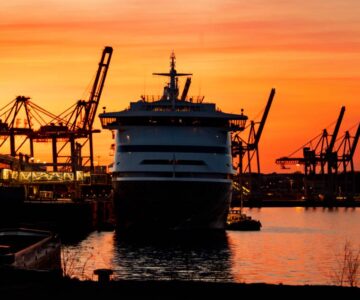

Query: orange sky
[[0, 0, 359, 173]]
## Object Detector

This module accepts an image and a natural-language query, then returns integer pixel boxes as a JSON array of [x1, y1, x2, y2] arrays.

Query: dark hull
[[0, 186, 25, 227], [113, 180, 232, 231]]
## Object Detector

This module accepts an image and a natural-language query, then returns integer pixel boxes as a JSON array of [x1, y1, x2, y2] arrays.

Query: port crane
[[275, 106, 346, 175], [336, 123, 360, 173], [276, 106, 359, 200], [35, 46, 113, 172], [0, 46, 113, 173], [0, 96, 66, 169], [232, 88, 276, 174], [334, 124, 360, 198], [231, 88, 275, 202]]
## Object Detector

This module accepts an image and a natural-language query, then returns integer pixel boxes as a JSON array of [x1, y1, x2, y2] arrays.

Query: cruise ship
[[99, 53, 247, 231]]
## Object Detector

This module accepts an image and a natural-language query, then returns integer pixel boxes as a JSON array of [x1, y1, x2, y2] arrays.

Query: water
[[62, 207, 360, 285]]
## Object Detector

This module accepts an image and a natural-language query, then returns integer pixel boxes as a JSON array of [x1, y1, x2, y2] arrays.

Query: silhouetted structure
[[0, 46, 112, 173], [232, 88, 275, 174], [231, 89, 275, 202], [276, 106, 359, 201]]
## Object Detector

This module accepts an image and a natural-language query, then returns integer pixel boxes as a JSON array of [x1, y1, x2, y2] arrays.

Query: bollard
[[94, 268, 113, 284]]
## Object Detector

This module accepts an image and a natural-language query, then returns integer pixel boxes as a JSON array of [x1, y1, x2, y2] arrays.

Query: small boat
[[0, 228, 61, 271], [226, 207, 262, 231]]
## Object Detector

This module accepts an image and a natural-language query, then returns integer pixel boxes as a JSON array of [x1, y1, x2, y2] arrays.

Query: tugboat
[[226, 207, 262, 231]]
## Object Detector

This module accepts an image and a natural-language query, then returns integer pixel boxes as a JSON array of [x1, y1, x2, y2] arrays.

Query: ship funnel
[[180, 77, 191, 101]]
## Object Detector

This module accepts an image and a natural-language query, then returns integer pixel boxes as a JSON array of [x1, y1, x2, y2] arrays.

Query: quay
[[0, 188, 114, 235], [242, 199, 360, 208], [0, 270, 359, 298]]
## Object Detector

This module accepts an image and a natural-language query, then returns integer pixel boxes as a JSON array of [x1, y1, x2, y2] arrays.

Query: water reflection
[[111, 230, 233, 282], [62, 231, 116, 280], [62, 208, 360, 285]]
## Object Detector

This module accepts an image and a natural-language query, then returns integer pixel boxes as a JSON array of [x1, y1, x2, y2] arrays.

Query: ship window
[[175, 172, 228, 179], [102, 117, 230, 127], [117, 145, 229, 154], [141, 159, 206, 165]]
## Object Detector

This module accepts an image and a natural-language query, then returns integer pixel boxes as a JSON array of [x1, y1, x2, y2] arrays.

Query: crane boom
[[326, 106, 345, 174], [254, 88, 275, 146], [328, 106, 345, 152], [350, 124, 360, 159], [82, 46, 113, 130]]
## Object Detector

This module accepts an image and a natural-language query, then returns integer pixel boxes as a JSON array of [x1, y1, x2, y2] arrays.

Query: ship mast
[[153, 51, 192, 110]]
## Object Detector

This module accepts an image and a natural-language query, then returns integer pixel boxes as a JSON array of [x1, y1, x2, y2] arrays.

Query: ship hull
[[112, 178, 232, 231]]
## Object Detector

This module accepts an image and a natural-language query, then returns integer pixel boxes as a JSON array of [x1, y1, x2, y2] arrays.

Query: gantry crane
[[0, 46, 113, 173], [0, 96, 64, 166], [232, 88, 276, 174], [336, 124, 360, 198], [230, 88, 275, 202], [0, 46, 113, 203], [275, 106, 346, 175], [0, 96, 34, 158], [35, 46, 113, 172], [275, 106, 360, 201], [336, 123, 360, 173], [80, 46, 113, 171]]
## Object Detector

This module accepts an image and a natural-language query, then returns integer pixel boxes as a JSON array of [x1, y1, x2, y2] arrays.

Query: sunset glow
[[1, 0, 359, 172]]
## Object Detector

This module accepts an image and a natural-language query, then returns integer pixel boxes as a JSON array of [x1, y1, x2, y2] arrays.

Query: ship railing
[[140, 95, 162, 102], [145, 106, 202, 112], [140, 95, 205, 103], [100, 117, 117, 128], [229, 119, 246, 131]]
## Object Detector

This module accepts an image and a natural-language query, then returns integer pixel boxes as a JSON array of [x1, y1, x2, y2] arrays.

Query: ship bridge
[[99, 52, 247, 132], [99, 109, 247, 132]]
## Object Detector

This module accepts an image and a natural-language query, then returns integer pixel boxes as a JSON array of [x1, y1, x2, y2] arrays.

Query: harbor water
[[62, 207, 360, 285]]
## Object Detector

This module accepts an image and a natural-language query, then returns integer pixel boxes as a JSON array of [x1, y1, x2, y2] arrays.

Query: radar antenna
[[153, 52, 192, 109]]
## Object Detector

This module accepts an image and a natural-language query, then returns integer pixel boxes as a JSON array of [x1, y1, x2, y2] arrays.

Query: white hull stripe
[[113, 177, 232, 183]]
